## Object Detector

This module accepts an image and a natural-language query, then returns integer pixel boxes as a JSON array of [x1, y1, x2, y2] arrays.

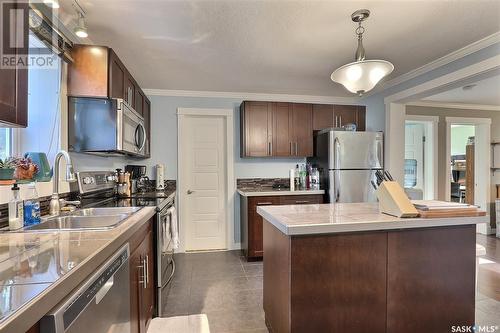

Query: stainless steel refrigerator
[[308, 130, 383, 203]]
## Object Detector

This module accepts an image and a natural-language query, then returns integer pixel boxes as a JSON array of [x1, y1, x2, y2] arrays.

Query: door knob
[[187, 190, 195, 194]]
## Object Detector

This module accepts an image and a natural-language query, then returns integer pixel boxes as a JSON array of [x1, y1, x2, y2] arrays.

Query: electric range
[[73, 171, 176, 316]]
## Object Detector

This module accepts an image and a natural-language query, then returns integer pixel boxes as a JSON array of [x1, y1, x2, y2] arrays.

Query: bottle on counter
[[289, 168, 295, 191], [23, 182, 41, 226], [306, 163, 312, 189], [295, 164, 300, 189], [299, 164, 307, 190], [8, 184, 24, 230], [311, 168, 320, 190]]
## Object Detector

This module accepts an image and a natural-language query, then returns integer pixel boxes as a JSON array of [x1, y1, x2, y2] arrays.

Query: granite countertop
[[237, 188, 325, 197], [257, 202, 487, 236], [0, 207, 156, 333]]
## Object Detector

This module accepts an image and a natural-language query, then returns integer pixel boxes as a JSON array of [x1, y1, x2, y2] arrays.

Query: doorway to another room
[[404, 116, 438, 200], [445, 117, 491, 234], [449, 124, 475, 204]]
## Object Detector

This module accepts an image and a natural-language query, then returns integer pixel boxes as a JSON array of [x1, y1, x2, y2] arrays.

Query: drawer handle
[[295, 200, 310, 204], [257, 202, 274, 205]]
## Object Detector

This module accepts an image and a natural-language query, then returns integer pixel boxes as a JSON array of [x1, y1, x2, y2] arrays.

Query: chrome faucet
[[49, 150, 78, 216]]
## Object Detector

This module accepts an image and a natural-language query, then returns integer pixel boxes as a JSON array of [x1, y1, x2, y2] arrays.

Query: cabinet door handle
[[335, 116, 338, 127], [290, 142, 293, 155], [295, 142, 298, 156], [257, 202, 274, 205], [269, 142, 273, 155], [339, 115, 343, 127], [138, 258, 146, 289], [145, 254, 149, 285]]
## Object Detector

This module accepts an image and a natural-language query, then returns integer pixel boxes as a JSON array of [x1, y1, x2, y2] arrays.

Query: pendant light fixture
[[73, 1, 88, 38], [74, 12, 88, 38], [331, 9, 394, 96]]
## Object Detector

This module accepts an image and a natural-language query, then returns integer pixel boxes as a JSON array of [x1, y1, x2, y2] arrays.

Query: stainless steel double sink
[[24, 207, 142, 231]]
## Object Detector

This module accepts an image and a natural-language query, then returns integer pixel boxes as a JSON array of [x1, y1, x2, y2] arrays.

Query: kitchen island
[[257, 203, 487, 333]]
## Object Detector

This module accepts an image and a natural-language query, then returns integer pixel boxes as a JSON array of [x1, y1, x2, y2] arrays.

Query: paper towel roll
[[289, 169, 295, 191]]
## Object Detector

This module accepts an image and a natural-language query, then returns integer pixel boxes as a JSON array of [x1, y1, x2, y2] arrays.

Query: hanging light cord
[[355, 22, 366, 61]]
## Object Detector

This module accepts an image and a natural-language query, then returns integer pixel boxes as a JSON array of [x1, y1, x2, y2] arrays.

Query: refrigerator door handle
[[335, 169, 340, 202], [334, 137, 341, 202], [376, 139, 383, 168]]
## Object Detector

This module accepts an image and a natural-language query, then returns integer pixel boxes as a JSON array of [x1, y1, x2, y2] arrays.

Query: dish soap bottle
[[24, 182, 41, 226], [8, 184, 24, 230]]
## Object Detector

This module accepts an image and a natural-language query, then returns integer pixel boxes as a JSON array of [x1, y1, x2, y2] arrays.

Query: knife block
[[376, 181, 419, 218]]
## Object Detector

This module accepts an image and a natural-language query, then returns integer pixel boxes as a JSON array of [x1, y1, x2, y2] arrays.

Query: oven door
[[118, 100, 146, 156], [157, 208, 174, 287], [156, 206, 175, 316]]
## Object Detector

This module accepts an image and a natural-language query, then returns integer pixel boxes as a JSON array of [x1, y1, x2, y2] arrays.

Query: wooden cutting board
[[417, 208, 486, 218]]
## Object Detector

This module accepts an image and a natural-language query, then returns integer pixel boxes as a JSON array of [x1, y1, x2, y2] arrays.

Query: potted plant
[[13, 157, 39, 182], [0, 157, 17, 180]]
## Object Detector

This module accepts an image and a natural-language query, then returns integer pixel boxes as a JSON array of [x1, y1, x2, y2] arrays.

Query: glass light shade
[[331, 59, 394, 95]]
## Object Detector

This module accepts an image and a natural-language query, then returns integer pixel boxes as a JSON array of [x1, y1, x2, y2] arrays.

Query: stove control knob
[[106, 175, 115, 182], [83, 176, 93, 185]]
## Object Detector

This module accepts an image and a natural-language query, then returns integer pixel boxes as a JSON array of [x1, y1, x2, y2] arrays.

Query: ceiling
[[422, 74, 500, 106], [57, 0, 500, 96]]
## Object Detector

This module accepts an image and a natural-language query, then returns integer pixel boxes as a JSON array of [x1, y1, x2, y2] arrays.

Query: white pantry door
[[181, 115, 227, 251]]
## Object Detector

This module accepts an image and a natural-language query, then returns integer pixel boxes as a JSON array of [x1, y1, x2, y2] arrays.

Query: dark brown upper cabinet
[[312, 104, 366, 132], [272, 102, 292, 156], [0, 64, 28, 127], [125, 73, 136, 107], [241, 101, 313, 158], [312, 104, 334, 131], [241, 101, 273, 157], [0, 3, 29, 128], [291, 103, 313, 156], [108, 49, 126, 100], [334, 105, 366, 131], [143, 98, 151, 158], [135, 89, 145, 117]]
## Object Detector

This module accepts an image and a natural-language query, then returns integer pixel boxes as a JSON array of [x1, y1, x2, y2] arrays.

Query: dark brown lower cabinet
[[240, 194, 323, 260], [263, 223, 476, 333], [130, 222, 155, 333]]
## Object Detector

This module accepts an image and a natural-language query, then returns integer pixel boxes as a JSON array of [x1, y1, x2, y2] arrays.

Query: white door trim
[[444, 117, 491, 234], [405, 115, 439, 200], [177, 108, 236, 252]]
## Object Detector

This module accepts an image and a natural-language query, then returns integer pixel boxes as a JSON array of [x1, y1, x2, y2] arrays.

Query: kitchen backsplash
[[237, 178, 290, 191]]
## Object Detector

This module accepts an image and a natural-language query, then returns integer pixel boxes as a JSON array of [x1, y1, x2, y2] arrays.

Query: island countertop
[[257, 202, 487, 235]]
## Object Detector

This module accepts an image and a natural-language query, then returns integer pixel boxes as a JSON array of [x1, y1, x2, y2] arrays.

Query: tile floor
[[162, 251, 267, 333], [162, 235, 500, 332]]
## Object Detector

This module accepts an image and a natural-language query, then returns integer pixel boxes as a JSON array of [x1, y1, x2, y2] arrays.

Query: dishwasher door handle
[[95, 276, 114, 304]]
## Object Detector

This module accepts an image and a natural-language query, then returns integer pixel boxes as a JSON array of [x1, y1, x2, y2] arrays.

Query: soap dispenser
[[8, 184, 24, 230]]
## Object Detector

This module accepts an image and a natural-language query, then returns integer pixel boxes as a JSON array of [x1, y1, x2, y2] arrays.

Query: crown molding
[[365, 31, 500, 97], [407, 101, 500, 112], [143, 89, 360, 105]]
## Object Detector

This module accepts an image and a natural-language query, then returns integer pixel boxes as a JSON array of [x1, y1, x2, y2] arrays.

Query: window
[[0, 128, 11, 161], [12, 33, 62, 165]]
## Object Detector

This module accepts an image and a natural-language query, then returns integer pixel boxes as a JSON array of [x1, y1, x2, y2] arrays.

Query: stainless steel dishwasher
[[40, 244, 131, 333]]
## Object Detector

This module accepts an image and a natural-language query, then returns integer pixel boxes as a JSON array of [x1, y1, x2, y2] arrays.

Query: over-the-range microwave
[[68, 97, 147, 157]]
